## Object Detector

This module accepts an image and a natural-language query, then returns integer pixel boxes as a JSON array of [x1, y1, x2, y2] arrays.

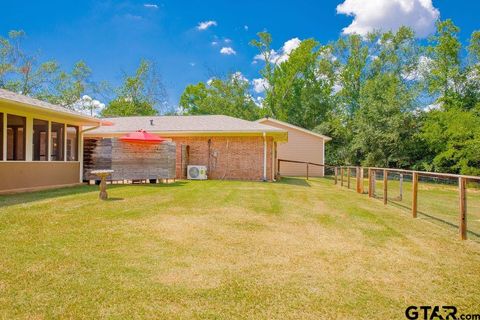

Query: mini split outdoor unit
[[187, 165, 208, 180]]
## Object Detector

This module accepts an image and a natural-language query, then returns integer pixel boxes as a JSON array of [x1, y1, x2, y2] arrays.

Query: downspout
[[263, 132, 267, 181], [322, 139, 325, 177]]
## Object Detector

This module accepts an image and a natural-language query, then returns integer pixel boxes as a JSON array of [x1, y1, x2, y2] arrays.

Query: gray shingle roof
[[0, 88, 101, 123], [88, 115, 287, 134]]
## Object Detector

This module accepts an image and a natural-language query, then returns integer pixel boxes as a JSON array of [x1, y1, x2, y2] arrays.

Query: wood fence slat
[[356, 167, 361, 193], [341, 167, 344, 187], [359, 167, 364, 194], [459, 177, 467, 240], [412, 172, 418, 218]]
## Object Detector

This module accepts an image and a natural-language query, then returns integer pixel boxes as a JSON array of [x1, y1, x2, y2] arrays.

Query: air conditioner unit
[[187, 165, 208, 180]]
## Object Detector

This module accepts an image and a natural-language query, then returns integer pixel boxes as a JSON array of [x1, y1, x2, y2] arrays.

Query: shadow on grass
[[104, 197, 124, 201], [276, 177, 311, 187], [0, 181, 188, 209], [127, 181, 188, 188], [389, 200, 480, 240]]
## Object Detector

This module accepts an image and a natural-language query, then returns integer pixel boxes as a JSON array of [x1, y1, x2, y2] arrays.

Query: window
[[7, 114, 26, 161], [50, 122, 64, 161], [33, 119, 49, 161], [0, 113, 3, 161], [66, 125, 78, 161]]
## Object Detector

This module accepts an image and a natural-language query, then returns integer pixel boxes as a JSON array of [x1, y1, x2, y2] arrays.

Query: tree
[[250, 32, 337, 129], [180, 73, 260, 121], [0, 31, 19, 87], [101, 60, 167, 117], [426, 19, 462, 107], [420, 22, 480, 174]]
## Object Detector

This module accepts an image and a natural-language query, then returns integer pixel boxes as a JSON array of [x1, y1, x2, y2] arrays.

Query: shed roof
[[0, 88, 104, 125], [86, 115, 287, 138]]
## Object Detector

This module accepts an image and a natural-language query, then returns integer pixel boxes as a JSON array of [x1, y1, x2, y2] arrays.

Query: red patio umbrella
[[119, 129, 166, 143]]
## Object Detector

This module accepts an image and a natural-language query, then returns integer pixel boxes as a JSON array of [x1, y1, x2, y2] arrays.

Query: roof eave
[[0, 96, 108, 126], [256, 118, 332, 141]]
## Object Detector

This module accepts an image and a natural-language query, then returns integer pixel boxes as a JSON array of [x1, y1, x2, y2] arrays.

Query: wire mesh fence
[[334, 166, 480, 240], [277, 159, 480, 241]]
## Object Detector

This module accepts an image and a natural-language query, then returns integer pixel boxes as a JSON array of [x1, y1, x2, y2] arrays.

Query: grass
[[0, 178, 479, 319]]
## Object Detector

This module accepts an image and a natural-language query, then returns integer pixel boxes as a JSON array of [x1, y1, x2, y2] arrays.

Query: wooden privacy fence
[[277, 159, 479, 240]]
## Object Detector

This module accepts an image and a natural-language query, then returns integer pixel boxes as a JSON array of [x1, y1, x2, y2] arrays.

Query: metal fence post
[[372, 170, 376, 197], [347, 167, 351, 189], [383, 169, 388, 205]]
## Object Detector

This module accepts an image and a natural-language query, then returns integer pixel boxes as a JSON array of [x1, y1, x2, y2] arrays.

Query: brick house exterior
[[170, 136, 274, 181], [84, 115, 286, 182]]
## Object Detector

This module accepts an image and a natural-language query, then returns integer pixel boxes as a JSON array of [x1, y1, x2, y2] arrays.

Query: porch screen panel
[[33, 119, 49, 161], [7, 114, 26, 161], [66, 125, 78, 161], [0, 113, 3, 160], [51, 122, 64, 161]]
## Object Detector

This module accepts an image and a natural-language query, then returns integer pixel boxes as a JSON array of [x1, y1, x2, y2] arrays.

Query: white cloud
[[224, 38, 232, 43], [254, 96, 264, 108], [220, 47, 236, 55], [211, 41, 219, 46], [143, 3, 158, 9], [70, 95, 105, 116], [244, 25, 249, 31], [197, 20, 217, 31], [189, 62, 196, 67], [336, 0, 440, 38], [403, 55, 433, 81], [425, 102, 441, 111], [252, 78, 270, 93], [253, 37, 301, 64], [231, 72, 248, 82]]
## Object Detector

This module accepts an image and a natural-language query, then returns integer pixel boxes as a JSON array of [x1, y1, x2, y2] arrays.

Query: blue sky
[[0, 0, 479, 107]]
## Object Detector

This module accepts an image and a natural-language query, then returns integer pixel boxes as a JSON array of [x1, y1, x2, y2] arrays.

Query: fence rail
[[277, 159, 479, 241]]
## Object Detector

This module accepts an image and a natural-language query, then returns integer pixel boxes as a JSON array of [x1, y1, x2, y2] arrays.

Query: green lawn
[[344, 174, 480, 236], [0, 178, 479, 319]]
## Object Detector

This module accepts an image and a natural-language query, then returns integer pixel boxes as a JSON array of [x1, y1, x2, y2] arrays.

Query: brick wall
[[168, 136, 274, 181]]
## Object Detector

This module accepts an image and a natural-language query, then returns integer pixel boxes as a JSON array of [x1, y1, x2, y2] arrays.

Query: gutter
[[81, 123, 103, 134]]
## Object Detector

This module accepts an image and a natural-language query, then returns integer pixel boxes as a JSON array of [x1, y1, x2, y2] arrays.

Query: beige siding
[[0, 162, 81, 193], [260, 119, 325, 177]]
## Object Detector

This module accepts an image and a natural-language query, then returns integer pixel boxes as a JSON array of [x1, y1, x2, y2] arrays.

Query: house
[[84, 115, 288, 181], [257, 118, 331, 177], [0, 89, 105, 193]]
